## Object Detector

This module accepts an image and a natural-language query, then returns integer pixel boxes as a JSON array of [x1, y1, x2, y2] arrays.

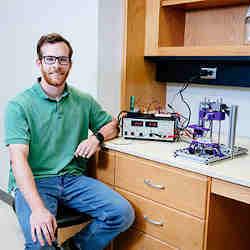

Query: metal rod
[[198, 101, 202, 126], [227, 105, 238, 155], [218, 120, 221, 145], [210, 120, 213, 143]]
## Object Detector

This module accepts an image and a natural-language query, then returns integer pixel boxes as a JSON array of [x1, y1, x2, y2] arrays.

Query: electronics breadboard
[[122, 112, 177, 142]]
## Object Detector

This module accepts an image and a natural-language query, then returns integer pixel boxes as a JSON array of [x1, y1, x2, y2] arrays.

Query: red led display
[[145, 121, 158, 127], [131, 120, 144, 127]]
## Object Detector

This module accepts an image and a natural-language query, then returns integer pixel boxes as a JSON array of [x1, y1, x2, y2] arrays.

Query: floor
[[0, 200, 24, 249]]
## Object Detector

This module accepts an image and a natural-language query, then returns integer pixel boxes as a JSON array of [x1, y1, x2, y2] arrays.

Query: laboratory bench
[[90, 136, 250, 250]]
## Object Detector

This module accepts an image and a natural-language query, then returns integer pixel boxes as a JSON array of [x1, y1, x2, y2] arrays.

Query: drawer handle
[[144, 179, 165, 190], [143, 216, 164, 226]]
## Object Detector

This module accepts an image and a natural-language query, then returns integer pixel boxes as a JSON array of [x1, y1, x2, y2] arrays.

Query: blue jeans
[[14, 174, 135, 250]]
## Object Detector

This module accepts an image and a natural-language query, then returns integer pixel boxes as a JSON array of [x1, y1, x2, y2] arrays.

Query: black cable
[[180, 95, 191, 128], [151, 133, 162, 138], [168, 75, 200, 131]]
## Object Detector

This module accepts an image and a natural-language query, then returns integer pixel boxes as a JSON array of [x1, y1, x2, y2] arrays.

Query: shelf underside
[[145, 56, 250, 87]]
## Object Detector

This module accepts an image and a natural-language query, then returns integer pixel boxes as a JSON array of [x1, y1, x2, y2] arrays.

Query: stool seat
[[56, 204, 92, 228], [11, 197, 91, 229]]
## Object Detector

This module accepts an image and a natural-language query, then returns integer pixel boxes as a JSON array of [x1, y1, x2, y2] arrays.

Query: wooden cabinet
[[90, 149, 116, 186], [116, 188, 205, 250], [92, 148, 250, 250], [116, 153, 208, 219], [92, 149, 116, 185], [94, 149, 209, 250], [211, 178, 250, 204], [121, 0, 250, 112], [114, 228, 176, 250], [120, 0, 166, 112], [145, 0, 250, 57]]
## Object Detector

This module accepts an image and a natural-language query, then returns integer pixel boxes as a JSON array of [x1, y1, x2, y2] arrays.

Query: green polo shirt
[[4, 80, 112, 193]]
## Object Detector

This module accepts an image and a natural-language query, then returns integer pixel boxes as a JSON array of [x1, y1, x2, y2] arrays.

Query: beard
[[41, 66, 70, 87]]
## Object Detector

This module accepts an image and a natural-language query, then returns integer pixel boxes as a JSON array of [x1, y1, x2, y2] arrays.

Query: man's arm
[[74, 118, 118, 158], [98, 118, 119, 141], [9, 144, 57, 247]]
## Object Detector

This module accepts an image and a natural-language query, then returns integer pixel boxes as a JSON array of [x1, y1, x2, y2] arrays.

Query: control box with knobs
[[122, 112, 177, 142]]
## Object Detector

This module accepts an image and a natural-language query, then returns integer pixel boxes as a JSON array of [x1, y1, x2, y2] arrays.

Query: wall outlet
[[200, 67, 217, 79]]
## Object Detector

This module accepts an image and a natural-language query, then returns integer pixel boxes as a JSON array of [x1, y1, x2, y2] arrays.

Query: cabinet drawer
[[93, 149, 115, 185], [116, 188, 205, 250], [116, 153, 208, 218], [115, 228, 177, 250]]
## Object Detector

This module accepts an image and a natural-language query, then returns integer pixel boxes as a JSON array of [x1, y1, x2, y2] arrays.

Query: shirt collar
[[33, 77, 70, 100]]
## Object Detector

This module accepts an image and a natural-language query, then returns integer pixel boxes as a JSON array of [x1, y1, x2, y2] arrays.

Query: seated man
[[4, 33, 135, 250]]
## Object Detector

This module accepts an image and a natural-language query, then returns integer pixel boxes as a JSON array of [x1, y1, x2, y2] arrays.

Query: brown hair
[[37, 33, 73, 60]]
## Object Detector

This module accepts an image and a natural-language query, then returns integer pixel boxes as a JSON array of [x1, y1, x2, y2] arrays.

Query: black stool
[[53, 203, 92, 249], [56, 203, 92, 228]]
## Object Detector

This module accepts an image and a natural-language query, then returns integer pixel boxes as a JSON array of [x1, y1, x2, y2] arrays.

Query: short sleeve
[[4, 101, 30, 146], [89, 97, 112, 133]]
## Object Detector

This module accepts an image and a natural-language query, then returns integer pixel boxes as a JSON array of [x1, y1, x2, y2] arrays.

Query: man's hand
[[30, 207, 57, 247], [74, 135, 100, 159]]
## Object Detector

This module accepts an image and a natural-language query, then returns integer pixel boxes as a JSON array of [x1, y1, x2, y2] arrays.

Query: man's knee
[[112, 197, 135, 232], [120, 200, 135, 232]]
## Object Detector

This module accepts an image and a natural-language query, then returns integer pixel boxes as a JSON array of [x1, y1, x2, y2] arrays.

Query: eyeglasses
[[42, 56, 71, 65]]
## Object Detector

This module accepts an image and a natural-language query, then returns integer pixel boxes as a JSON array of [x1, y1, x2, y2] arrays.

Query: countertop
[[103, 136, 250, 188]]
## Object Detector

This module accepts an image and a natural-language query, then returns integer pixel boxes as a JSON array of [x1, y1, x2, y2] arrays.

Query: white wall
[[0, 0, 99, 191], [166, 83, 250, 139], [97, 0, 123, 117]]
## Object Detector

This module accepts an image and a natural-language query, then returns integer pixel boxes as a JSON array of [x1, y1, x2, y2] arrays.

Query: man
[[4, 33, 134, 250]]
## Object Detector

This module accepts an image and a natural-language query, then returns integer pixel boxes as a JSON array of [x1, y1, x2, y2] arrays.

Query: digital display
[[131, 120, 143, 127], [146, 121, 158, 127]]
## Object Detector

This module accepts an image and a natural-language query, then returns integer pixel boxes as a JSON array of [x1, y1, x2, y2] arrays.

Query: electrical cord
[[167, 74, 200, 131], [151, 133, 163, 138], [117, 110, 128, 136], [117, 110, 127, 126], [179, 87, 191, 129]]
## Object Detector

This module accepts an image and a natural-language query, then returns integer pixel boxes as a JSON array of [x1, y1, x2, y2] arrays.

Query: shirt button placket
[[57, 101, 63, 119]]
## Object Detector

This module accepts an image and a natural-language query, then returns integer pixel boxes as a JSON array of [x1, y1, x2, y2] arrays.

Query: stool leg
[[52, 242, 63, 250], [52, 228, 63, 250]]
